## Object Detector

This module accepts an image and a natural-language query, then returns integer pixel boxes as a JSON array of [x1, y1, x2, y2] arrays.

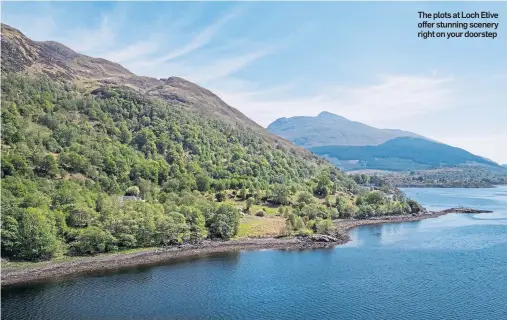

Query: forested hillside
[[1, 24, 420, 262], [309, 137, 500, 171]]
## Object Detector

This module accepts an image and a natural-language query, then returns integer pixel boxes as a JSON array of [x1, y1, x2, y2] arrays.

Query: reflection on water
[[2, 186, 507, 320]]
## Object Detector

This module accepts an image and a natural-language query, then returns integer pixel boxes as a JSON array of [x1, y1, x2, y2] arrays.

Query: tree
[[119, 121, 132, 144], [407, 199, 423, 214], [208, 204, 240, 239], [181, 207, 207, 241], [18, 208, 61, 260], [300, 204, 330, 220], [271, 184, 290, 205], [1, 214, 21, 258], [363, 191, 386, 206], [125, 186, 140, 197], [316, 219, 335, 234], [155, 212, 189, 245], [285, 213, 306, 233], [357, 204, 375, 219], [34, 154, 59, 178], [246, 197, 254, 212], [314, 173, 332, 197], [296, 191, 314, 207], [336, 196, 356, 218], [58, 151, 88, 173], [70, 226, 117, 255], [195, 173, 211, 192]]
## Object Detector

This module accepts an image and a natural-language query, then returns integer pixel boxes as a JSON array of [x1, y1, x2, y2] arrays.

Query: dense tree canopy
[[1, 74, 420, 261]]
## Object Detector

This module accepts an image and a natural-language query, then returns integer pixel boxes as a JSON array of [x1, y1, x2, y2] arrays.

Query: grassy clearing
[[234, 215, 286, 239]]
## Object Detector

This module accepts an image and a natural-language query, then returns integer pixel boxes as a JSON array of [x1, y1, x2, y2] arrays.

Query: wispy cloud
[[210, 74, 456, 127], [101, 41, 160, 63], [154, 9, 242, 64], [66, 4, 280, 83], [65, 15, 116, 53], [151, 48, 275, 82], [2, 2, 505, 163]]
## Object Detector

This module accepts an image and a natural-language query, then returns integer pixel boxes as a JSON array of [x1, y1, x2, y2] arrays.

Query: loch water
[[2, 186, 506, 320]]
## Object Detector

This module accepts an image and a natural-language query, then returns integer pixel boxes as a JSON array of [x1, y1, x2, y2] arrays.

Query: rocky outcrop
[[296, 234, 340, 243]]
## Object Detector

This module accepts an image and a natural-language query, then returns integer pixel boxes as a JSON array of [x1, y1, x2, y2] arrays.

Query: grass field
[[234, 215, 286, 239]]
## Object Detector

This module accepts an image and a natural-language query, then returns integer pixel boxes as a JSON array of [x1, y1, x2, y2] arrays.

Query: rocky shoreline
[[1, 207, 491, 287]]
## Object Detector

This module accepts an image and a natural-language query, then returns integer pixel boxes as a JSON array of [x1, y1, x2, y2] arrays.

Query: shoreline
[[1, 207, 491, 287]]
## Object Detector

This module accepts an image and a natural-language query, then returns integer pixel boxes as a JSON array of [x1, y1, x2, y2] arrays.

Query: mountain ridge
[[0, 23, 281, 136], [267, 111, 425, 148], [309, 137, 500, 171], [267, 111, 500, 172]]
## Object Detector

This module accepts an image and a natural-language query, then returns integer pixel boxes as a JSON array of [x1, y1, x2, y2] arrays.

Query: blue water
[[2, 186, 507, 320]]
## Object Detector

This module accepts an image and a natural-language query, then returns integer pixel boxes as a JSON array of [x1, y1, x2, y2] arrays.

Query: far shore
[[1, 207, 491, 287]]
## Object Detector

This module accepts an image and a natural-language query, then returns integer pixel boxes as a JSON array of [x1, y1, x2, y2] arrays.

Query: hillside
[[267, 111, 424, 148], [309, 137, 500, 172], [1, 23, 279, 134], [1, 24, 422, 262], [268, 111, 501, 177]]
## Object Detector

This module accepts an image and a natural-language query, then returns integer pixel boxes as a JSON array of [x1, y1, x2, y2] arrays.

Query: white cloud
[[3, 3, 505, 163], [210, 74, 456, 127]]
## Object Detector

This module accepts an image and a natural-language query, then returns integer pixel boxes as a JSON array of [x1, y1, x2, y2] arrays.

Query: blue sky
[[2, 1, 506, 163]]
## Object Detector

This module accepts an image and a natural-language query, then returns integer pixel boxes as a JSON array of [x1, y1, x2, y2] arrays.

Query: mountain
[[2, 24, 421, 262], [267, 111, 425, 148], [309, 137, 500, 171], [1, 24, 269, 132], [268, 111, 500, 172]]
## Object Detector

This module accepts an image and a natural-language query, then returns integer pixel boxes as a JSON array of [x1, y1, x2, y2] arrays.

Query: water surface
[[2, 186, 506, 320]]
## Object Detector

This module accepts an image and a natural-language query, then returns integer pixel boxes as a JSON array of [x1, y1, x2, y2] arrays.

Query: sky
[[2, 1, 506, 163]]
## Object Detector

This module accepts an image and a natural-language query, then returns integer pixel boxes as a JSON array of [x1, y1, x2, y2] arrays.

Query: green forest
[[1, 74, 420, 261]]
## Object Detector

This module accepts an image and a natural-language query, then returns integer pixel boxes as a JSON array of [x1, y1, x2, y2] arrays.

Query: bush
[[296, 191, 314, 207], [255, 211, 265, 217], [125, 186, 140, 197], [215, 191, 226, 202], [407, 199, 423, 214], [316, 219, 335, 234]]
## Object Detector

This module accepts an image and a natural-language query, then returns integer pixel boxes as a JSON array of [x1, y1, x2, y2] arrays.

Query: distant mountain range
[[267, 111, 425, 148], [268, 112, 501, 172]]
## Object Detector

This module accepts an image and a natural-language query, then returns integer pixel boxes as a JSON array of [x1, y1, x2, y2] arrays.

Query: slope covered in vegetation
[[309, 137, 500, 171], [1, 24, 420, 262]]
